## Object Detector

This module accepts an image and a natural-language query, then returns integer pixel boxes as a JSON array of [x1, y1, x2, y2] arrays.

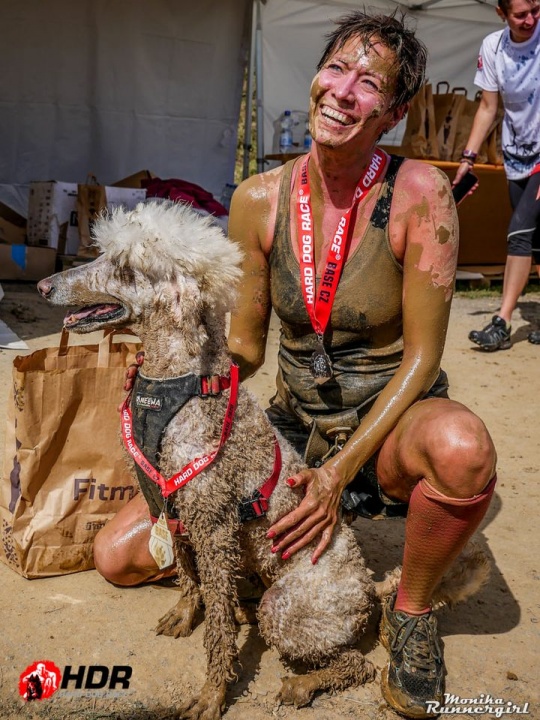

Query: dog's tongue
[[65, 304, 119, 323]]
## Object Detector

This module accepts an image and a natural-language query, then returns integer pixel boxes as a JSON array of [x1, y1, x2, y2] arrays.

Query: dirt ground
[[0, 280, 538, 720]]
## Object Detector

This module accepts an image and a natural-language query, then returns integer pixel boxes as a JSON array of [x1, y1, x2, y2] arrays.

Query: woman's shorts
[[265, 381, 449, 520]]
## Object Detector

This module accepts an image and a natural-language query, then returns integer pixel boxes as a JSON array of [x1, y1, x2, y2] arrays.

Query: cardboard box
[[27, 181, 79, 252], [105, 186, 146, 212], [111, 170, 155, 188], [27, 181, 147, 257], [0, 201, 27, 245], [0, 245, 57, 281]]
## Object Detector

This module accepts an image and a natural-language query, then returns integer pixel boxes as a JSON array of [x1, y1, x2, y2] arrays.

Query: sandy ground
[[0, 280, 538, 720]]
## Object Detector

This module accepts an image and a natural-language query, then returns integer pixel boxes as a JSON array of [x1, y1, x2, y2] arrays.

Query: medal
[[296, 149, 388, 383], [149, 509, 175, 569], [310, 335, 333, 384]]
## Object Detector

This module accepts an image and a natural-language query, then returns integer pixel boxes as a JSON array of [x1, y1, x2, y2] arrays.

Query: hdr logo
[[19, 661, 61, 701], [19, 661, 132, 701]]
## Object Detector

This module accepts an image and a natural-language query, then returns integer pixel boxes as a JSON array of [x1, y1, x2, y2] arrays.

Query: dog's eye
[[116, 266, 135, 284]]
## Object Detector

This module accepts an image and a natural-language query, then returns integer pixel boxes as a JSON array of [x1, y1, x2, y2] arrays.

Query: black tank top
[[269, 154, 447, 424]]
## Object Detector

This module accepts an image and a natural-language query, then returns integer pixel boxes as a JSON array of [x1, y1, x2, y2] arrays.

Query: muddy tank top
[[269, 154, 423, 423]]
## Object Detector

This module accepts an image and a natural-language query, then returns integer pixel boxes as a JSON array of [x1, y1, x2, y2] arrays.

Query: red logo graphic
[[19, 660, 62, 701], [477, 54, 483, 71]]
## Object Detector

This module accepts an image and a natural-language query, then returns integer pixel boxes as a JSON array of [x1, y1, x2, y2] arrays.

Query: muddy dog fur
[[38, 201, 489, 719]]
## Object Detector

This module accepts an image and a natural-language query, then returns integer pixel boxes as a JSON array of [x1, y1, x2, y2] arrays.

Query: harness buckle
[[314, 426, 353, 467], [200, 374, 231, 398], [238, 489, 269, 523], [200, 375, 218, 398]]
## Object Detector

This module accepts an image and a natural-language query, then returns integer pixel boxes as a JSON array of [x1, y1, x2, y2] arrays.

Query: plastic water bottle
[[279, 110, 293, 153], [220, 183, 236, 213], [303, 121, 312, 152]]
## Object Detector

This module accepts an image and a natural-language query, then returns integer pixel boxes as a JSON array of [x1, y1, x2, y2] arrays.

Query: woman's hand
[[117, 351, 145, 411], [266, 464, 344, 564], [124, 351, 145, 391], [452, 160, 474, 188]]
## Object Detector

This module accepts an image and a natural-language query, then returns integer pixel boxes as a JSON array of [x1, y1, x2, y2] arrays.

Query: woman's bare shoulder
[[234, 164, 285, 208], [394, 158, 452, 201], [231, 164, 287, 254]]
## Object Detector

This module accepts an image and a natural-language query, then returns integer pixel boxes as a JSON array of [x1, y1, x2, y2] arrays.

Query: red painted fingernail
[[312, 557, 318, 565], [266, 531, 275, 539], [286, 478, 295, 487], [271, 546, 279, 554], [281, 551, 290, 560]]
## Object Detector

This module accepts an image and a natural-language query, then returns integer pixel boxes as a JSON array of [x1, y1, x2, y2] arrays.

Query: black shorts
[[265, 380, 449, 520], [507, 171, 540, 263]]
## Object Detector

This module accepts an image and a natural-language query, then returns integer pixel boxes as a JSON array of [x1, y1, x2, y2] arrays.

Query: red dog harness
[[121, 362, 282, 536]]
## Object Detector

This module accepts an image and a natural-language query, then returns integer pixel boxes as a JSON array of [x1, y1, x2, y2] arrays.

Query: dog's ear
[[167, 276, 208, 357]]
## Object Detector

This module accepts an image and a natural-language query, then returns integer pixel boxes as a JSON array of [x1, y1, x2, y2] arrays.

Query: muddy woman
[[94, 11, 498, 719]]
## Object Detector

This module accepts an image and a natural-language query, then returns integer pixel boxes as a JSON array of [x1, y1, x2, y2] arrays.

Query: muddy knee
[[92, 499, 164, 586]]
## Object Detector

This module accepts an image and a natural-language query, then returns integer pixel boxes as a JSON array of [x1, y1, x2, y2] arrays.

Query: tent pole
[[255, 0, 265, 175], [242, 0, 257, 180]]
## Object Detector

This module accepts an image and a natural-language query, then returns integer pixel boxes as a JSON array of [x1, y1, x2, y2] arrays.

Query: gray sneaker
[[528, 330, 540, 344], [468, 314, 511, 351], [379, 593, 444, 718]]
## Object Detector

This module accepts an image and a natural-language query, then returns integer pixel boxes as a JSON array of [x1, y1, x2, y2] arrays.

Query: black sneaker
[[528, 330, 540, 344], [468, 314, 511, 351], [379, 593, 444, 718]]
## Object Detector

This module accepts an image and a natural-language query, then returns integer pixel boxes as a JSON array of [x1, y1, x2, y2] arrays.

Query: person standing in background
[[453, 0, 540, 350]]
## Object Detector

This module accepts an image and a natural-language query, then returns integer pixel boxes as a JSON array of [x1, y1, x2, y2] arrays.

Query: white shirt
[[475, 22, 540, 179]]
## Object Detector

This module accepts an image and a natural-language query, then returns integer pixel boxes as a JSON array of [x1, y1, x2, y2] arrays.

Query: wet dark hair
[[498, 0, 537, 13], [317, 10, 427, 109]]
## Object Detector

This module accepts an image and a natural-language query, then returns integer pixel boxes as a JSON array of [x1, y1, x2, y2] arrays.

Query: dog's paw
[[177, 684, 225, 720], [156, 597, 199, 638], [234, 600, 259, 626], [277, 675, 317, 708]]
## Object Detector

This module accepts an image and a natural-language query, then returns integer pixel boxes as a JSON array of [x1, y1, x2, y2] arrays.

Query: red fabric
[[142, 177, 229, 217], [395, 475, 496, 614], [257, 439, 282, 511]]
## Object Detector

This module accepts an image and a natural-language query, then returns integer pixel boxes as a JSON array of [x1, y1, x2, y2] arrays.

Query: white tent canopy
[[0, 0, 250, 199], [258, 0, 502, 160], [0, 0, 503, 199]]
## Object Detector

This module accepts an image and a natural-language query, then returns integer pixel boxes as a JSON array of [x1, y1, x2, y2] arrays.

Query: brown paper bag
[[77, 175, 106, 258], [401, 83, 439, 159], [452, 91, 492, 164], [433, 82, 453, 141], [0, 330, 142, 578], [434, 85, 467, 161]]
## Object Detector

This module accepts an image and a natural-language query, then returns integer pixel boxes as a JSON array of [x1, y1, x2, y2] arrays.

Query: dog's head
[[38, 201, 244, 336]]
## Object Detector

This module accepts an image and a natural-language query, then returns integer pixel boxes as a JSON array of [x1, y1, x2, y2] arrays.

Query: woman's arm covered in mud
[[227, 172, 278, 382], [268, 163, 459, 561]]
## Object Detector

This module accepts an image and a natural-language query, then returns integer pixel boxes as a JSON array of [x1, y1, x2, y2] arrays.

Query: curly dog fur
[[38, 201, 377, 717], [38, 200, 489, 719]]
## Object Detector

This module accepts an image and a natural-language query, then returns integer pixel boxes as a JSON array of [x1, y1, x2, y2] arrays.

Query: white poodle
[[37, 201, 489, 719]]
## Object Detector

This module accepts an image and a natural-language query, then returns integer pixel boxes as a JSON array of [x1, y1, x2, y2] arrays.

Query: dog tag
[[310, 341, 333, 384], [149, 511, 175, 570]]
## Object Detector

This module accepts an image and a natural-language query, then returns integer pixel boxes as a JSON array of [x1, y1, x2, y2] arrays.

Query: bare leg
[[93, 493, 176, 586], [375, 398, 497, 717], [498, 255, 535, 324], [377, 398, 496, 613]]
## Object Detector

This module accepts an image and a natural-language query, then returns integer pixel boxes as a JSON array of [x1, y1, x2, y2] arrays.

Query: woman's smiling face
[[309, 35, 404, 150]]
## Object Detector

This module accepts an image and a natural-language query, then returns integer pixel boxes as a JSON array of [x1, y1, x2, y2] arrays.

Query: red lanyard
[[296, 148, 388, 339], [121, 363, 239, 498]]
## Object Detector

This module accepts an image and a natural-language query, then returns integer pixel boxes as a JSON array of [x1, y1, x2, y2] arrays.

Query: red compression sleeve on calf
[[395, 475, 496, 615]]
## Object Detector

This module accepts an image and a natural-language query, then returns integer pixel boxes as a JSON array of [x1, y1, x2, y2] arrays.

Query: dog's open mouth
[[64, 303, 126, 328]]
